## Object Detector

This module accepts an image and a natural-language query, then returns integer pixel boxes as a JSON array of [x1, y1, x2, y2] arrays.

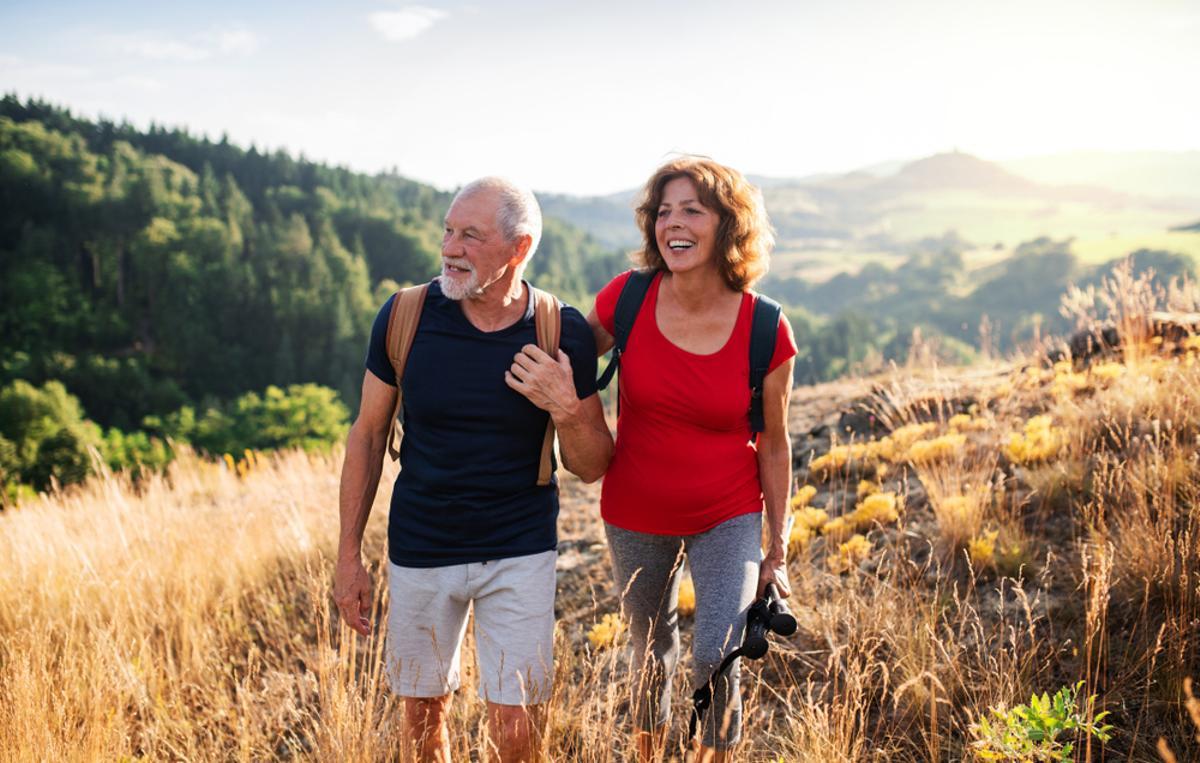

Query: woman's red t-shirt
[[595, 270, 797, 536]]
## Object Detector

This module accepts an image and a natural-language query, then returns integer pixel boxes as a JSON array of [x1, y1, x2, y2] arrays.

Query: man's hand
[[506, 345, 579, 420], [757, 552, 791, 599], [333, 557, 373, 637]]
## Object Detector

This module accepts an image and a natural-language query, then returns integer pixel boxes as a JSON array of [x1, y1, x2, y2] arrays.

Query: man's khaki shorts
[[385, 550, 556, 705]]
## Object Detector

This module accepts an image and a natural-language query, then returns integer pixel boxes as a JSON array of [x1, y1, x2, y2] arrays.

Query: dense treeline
[[0, 96, 624, 496]]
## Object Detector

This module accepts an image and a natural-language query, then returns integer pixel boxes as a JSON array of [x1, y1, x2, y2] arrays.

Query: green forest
[[1, 95, 1195, 500]]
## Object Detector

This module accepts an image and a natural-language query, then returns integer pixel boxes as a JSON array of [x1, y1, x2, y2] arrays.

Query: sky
[[2, 0, 1198, 195]]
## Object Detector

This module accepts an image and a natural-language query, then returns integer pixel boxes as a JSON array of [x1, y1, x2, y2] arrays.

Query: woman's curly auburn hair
[[634, 156, 775, 291]]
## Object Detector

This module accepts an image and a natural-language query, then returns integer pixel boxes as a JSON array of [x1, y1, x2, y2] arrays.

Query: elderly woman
[[510, 156, 794, 760], [590, 156, 795, 761]]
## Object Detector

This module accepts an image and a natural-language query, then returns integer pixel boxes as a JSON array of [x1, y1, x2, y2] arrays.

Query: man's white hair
[[456, 177, 542, 258]]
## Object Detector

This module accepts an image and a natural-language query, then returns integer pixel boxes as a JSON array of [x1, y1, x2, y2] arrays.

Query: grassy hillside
[[3, 273, 1199, 760]]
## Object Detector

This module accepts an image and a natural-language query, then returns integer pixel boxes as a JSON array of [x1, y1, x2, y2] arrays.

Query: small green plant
[[969, 681, 1113, 762]]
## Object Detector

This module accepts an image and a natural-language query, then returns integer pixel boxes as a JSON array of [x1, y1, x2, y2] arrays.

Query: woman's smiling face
[[654, 176, 720, 275]]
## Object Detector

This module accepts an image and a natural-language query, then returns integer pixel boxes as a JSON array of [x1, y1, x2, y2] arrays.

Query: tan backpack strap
[[384, 284, 429, 461], [529, 286, 562, 486]]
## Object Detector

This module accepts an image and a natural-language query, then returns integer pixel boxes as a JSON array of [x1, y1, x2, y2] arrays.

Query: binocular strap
[[687, 646, 750, 742]]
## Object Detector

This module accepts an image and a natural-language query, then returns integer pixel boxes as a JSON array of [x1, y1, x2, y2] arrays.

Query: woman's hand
[[757, 551, 791, 599]]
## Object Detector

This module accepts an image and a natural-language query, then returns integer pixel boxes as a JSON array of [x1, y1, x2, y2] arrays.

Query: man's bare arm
[[548, 388, 612, 483], [334, 371, 397, 636]]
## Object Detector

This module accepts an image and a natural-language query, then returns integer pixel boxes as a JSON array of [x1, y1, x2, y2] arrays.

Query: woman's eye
[[657, 209, 668, 218]]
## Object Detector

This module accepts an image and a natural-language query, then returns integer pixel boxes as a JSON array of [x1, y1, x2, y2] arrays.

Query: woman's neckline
[[649, 272, 748, 358]]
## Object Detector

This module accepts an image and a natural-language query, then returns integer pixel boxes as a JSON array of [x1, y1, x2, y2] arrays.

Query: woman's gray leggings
[[605, 511, 762, 751]]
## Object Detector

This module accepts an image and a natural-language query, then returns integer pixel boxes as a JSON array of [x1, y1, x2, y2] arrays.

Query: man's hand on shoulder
[[506, 345, 580, 421], [333, 556, 373, 637]]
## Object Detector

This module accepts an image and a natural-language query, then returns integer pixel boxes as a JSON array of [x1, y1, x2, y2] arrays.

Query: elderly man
[[334, 177, 611, 762]]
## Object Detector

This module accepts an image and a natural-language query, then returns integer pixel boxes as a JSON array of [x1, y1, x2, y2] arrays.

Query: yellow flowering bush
[[908, 433, 967, 465], [809, 435, 901, 477], [1004, 415, 1066, 465], [851, 492, 899, 527], [586, 613, 626, 650], [948, 413, 990, 432], [856, 479, 879, 498], [827, 534, 872, 574], [889, 422, 938, 450], [788, 522, 812, 555], [795, 506, 829, 531], [968, 530, 999, 568], [948, 413, 973, 430], [790, 484, 818, 510], [809, 443, 867, 474], [677, 576, 696, 617]]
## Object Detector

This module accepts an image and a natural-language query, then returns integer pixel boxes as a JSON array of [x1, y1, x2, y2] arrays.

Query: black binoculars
[[741, 583, 797, 659]]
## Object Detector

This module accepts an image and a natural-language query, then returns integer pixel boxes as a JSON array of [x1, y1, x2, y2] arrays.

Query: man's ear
[[510, 233, 533, 265]]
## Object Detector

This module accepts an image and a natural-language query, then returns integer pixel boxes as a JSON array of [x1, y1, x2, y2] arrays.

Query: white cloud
[[102, 26, 259, 63], [0, 54, 92, 81], [110, 74, 165, 93], [112, 34, 210, 62], [368, 6, 447, 42], [210, 26, 259, 56]]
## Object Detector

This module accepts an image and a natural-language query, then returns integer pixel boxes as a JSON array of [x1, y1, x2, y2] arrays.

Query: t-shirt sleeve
[[560, 305, 599, 399], [594, 270, 635, 336], [768, 310, 798, 373], [365, 294, 398, 386]]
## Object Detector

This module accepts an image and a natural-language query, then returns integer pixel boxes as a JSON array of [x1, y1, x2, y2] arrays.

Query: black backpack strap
[[596, 270, 655, 390], [748, 293, 783, 434]]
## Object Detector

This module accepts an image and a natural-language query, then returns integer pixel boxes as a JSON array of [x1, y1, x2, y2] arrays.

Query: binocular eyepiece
[[741, 583, 796, 659]]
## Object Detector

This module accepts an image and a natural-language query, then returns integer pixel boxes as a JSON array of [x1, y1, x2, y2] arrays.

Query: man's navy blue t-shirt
[[366, 280, 598, 568]]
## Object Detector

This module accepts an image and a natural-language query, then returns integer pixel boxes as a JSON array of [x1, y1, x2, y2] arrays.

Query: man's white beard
[[438, 261, 480, 301]]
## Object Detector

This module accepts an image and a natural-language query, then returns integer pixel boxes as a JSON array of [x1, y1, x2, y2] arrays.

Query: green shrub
[[98, 427, 174, 482], [148, 383, 348, 456], [0, 379, 99, 493], [969, 682, 1113, 762]]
